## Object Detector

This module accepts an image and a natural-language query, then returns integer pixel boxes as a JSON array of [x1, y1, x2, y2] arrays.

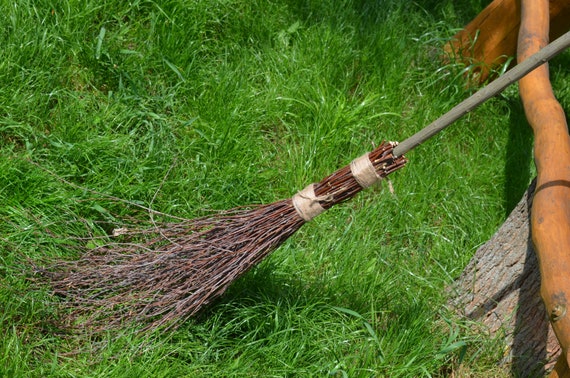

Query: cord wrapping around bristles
[[350, 153, 381, 189], [41, 141, 407, 333], [292, 184, 329, 221], [313, 141, 406, 209]]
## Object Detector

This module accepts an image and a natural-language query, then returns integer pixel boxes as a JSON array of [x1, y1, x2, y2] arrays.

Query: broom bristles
[[44, 141, 407, 332]]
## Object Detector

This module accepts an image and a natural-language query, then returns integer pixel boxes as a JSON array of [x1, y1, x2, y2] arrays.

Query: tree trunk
[[448, 180, 560, 375]]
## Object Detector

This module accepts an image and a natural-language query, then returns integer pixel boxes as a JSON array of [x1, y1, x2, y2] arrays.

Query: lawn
[[1, 0, 568, 376]]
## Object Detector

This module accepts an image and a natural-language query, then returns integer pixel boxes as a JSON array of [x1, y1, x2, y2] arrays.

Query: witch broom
[[44, 31, 570, 332]]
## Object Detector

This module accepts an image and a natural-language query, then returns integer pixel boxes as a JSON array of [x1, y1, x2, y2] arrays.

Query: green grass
[[1, 0, 569, 376]]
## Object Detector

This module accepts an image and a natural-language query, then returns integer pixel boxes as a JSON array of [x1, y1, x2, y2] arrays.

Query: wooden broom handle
[[393, 30, 570, 157]]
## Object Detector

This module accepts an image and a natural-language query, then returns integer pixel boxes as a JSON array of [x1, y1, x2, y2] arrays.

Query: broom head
[[42, 141, 407, 332]]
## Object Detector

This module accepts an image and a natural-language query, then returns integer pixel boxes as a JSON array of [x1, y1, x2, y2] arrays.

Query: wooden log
[[445, 0, 570, 83], [449, 181, 561, 375], [518, 0, 570, 376]]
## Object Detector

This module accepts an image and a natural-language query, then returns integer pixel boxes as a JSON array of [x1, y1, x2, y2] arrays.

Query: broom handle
[[393, 30, 570, 157]]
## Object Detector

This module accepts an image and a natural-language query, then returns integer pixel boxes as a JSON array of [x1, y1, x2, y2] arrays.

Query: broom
[[44, 31, 570, 333]]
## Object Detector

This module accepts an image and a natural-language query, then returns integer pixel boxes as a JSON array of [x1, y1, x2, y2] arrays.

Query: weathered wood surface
[[518, 0, 570, 376], [449, 2, 570, 376], [449, 181, 560, 376]]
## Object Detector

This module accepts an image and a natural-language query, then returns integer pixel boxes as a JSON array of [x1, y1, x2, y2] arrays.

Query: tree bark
[[447, 2, 570, 376], [449, 180, 561, 376]]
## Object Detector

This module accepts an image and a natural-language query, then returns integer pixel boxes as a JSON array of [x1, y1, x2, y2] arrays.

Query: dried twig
[[42, 142, 406, 332]]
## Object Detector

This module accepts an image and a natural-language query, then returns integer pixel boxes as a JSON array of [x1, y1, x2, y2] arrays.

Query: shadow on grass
[[504, 97, 534, 216], [193, 254, 389, 332]]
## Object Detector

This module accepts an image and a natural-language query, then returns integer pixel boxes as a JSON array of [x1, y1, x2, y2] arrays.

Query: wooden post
[[518, 0, 570, 376]]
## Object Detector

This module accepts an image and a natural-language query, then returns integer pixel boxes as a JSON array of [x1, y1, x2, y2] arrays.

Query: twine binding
[[350, 153, 382, 189], [292, 184, 326, 222]]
